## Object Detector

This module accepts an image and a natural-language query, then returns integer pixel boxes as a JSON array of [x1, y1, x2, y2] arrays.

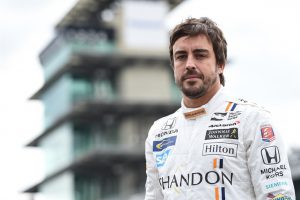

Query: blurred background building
[[22, 0, 300, 199], [23, 0, 183, 199], [289, 148, 300, 197]]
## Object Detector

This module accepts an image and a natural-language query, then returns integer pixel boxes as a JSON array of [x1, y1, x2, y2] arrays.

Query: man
[[144, 17, 295, 199]]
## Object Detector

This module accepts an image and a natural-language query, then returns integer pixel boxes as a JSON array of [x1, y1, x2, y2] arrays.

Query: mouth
[[185, 75, 200, 79], [183, 75, 202, 81]]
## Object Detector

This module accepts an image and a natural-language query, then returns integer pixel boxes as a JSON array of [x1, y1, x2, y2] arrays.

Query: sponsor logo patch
[[261, 125, 275, 142], [267, 193, 292, 200], [202, 142, 238, 157], [156, 149, 171, 168], [153, 136, 177, 152], [261, 165, 286, 179], [184, 108, 207, 119], [158, 158, 232, 200], [208, 121, 240, 128], [211, 112, 227, 121], [227, 111, 242, 120], [155, 129, 178, 138], [161, 117, 176, 130], [205, 128, 238, 140], [261, 146, 281, 165], [211, 111, 242, 121], [156, 117, 178, 138], [264, 180, 289, 193]]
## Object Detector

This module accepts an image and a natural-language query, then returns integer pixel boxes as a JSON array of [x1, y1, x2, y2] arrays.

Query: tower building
[[24, 0, 182, 199]]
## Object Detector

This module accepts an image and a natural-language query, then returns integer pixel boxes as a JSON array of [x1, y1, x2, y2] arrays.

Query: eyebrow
[[174, 48, 209, 55], [174, 50, 187, 56], [193, 49, 209, 54]]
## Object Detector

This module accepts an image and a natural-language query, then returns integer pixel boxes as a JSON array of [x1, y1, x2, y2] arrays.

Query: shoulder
[[147, 108, 181, 139], [218, 89, 267, 113], [225, 93, 268, 111], [226, 95, 272, 122]]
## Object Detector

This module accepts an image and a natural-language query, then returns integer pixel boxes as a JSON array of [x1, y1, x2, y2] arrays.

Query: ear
[[217, 64, 225, 74]]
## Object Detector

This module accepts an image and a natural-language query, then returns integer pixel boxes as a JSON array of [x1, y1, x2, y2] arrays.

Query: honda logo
[[161, 118, 176, 130], [261, 146, 281, 165]]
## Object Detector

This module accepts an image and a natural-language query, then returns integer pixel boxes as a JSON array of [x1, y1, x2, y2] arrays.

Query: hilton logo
[[261, 146, 281, 165], [202, 142, 238, 157]]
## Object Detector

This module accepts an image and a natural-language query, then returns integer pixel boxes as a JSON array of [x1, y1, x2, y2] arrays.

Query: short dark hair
[[169, 17, 227, 86]]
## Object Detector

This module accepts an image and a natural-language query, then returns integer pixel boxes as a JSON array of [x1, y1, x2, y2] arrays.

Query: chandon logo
[[159, 158, 232, 199], [261, 146, 281, 165], [159, 171, 232, 189]]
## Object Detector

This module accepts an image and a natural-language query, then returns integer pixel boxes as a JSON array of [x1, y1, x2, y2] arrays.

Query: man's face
[[172, 34, 223, 99]]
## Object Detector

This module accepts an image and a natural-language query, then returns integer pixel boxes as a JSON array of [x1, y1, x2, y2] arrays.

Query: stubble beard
[[177, 72, 218, 99]]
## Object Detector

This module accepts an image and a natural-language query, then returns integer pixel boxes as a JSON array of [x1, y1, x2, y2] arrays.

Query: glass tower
[[24, 0, 183, 199]]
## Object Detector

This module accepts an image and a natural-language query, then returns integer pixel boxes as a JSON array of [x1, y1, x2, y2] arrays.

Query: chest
[[153, 109, 246, 173], [178, 110, 242, 153]]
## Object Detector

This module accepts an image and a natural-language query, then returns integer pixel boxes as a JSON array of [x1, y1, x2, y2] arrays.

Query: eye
[[175, 54, 186, 60], [195, 53, 206, 59]]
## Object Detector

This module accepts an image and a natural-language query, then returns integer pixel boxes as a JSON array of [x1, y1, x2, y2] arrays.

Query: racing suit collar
[[181, 87, 226, 119]]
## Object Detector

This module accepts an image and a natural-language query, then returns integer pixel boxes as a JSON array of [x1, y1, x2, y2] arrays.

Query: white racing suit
[[145, 88, 295, 200]]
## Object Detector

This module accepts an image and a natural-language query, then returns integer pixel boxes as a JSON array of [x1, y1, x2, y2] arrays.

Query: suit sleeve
[[144, 125, 163, 200], [244, 108, 295, 199]]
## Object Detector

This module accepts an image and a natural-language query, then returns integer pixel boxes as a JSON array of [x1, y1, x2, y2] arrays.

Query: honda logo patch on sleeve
[[261, 146, 281, 165]]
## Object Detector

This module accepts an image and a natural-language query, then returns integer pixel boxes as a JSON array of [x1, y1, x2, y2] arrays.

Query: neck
[[183, 84, 221, 108]]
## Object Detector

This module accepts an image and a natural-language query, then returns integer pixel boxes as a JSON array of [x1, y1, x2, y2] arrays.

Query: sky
[[0, 0, 300, 199], [0, 0, 76, 199], [166, 0, 300, 147]]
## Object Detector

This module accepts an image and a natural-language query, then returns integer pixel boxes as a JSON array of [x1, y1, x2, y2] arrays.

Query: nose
[[185, 55, 196, 71]]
